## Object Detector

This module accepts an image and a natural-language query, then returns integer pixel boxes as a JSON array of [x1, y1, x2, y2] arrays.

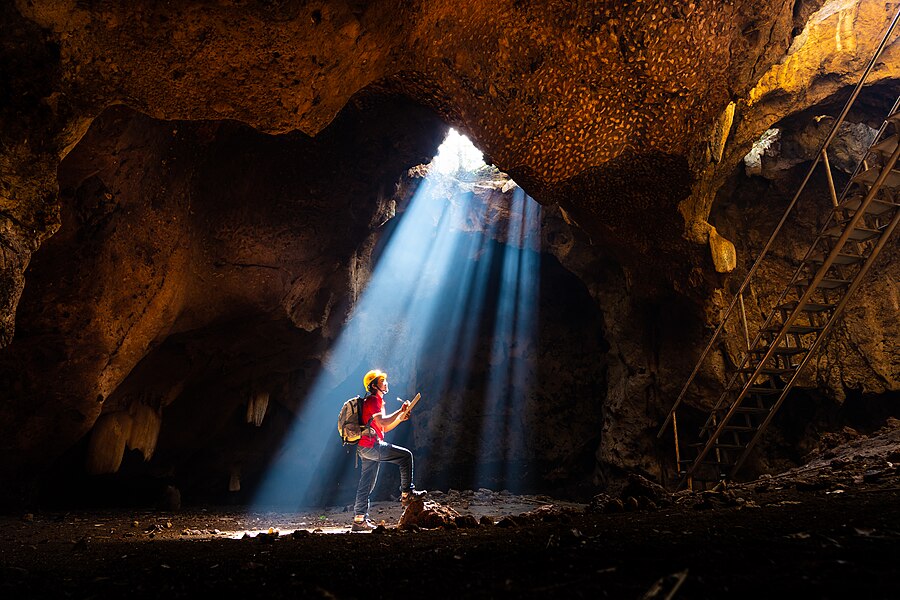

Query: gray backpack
[[337, 395, 375, 445]]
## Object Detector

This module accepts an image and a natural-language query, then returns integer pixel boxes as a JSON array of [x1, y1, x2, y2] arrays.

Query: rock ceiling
[[0, 0, 898, 498]]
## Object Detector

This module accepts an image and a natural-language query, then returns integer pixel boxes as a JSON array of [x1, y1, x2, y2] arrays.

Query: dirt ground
[[2, 425, 899, 599]]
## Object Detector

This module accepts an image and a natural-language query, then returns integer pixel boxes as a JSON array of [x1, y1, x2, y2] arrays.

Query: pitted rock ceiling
[[1, 0, 899, 500], [3, 0, 831, 331]]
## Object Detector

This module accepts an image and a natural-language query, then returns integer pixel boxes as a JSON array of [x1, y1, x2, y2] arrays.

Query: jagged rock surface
[[0, 0, 898, 502]]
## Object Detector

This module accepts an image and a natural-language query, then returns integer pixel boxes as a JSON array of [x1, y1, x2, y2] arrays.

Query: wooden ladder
[[658, 8, 900, 491]]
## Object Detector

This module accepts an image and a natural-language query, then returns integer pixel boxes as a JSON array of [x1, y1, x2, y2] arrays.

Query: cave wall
[[0, 95, 447, 489], [1, 0, 899, 501]]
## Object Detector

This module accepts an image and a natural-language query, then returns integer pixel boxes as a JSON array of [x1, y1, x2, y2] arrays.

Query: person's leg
[[353, 448, 381, 519], [375, 441, 414, 493]]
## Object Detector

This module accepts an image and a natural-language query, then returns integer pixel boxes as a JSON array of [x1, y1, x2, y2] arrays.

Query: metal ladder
[[658, 8, 900, 491]]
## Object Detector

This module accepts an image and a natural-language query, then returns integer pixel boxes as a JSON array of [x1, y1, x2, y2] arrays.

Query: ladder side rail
[[689, 236, 822, 442], [691, 222, 833, 441], [658, 148, 826, 440], [656, 9, 899, 439], [754, 94, 900, 326], [685, 283, 803, 478], [804, 138, 900, 298], [823, 150, 840, 208], [837, 95, 900, 204], [690, 110, 900, 479], [658, 286, 749, 438], [731, 196, 900, 476]]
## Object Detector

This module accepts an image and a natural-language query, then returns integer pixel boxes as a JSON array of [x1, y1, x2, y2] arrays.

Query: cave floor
[[2, 427, 900, 599]]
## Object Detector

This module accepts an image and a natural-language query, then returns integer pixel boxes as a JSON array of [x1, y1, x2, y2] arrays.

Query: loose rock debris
[[3, 425, 900, 597]]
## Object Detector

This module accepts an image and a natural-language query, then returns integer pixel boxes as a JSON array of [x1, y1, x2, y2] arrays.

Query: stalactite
[[229, 464, 241, 492], [246, 390, 269, 427], [126, 402, 161, 461], [85, 412, 133, 475]]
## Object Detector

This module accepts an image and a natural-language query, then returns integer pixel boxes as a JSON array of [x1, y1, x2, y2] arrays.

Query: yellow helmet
[[363, 369, 387, 391]]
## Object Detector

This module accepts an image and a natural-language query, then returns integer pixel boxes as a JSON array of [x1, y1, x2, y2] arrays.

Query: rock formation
[[0, 0, 898, 503]]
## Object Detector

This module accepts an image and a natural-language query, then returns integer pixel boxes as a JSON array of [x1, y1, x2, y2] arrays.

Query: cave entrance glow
[[252, 130, 542, 509]]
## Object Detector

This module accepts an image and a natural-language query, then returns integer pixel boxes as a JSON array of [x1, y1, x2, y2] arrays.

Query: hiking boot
[[401, 489, 427, 506], [351, 518, 376, 532]]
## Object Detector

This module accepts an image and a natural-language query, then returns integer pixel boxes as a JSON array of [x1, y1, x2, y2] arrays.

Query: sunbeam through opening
[[252, 129, 542, 510]]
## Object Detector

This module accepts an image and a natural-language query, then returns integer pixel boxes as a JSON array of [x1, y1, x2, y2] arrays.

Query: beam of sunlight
[[476, 187, 542, 491], [252, 130, 541, 510]]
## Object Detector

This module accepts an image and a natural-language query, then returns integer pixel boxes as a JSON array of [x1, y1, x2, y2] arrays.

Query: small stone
[[455, 515, 479, 529], [796, 479, 829, 492], [496, 516, 517, 528], [862, 470, 883, 483]]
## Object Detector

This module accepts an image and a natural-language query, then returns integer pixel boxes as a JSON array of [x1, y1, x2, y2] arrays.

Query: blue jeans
[[353, 440, 415, 517]]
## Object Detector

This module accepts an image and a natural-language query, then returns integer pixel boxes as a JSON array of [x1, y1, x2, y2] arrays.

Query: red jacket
[[358, 393, 384, 448]]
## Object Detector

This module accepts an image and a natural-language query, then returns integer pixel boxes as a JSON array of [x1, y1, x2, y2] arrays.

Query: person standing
[[352, 369, 425, 531]]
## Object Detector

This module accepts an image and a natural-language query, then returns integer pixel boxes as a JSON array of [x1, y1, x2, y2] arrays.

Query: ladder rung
[[793, 277, 851, 290], [750, 345, 807, 356], [852, 165, 900, 189], [712, 443, 747, 450], [808, 251, 864, 266], [723, 425, 756, 432], [764, 324, 823, 335], [734, 406, 771, 414], [776, 300, 834, 313], [747, 386, 783, 396], [840, 195, 899, 217], [700, 422, 733, 435], [824, 224, 883, 242], [869, 134, 898, 161], [739, 366, 796, 376]]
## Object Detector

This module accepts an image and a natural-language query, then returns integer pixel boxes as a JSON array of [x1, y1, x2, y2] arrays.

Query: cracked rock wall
[[1, 0, 898, 499]]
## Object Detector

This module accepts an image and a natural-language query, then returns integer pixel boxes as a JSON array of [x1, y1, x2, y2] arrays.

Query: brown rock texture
[[2, 0, 831, 347], [0, 0, 898, 502], [398, 498, 461, 529]]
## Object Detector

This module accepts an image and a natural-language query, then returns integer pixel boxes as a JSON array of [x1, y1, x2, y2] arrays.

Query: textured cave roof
[[7, 0, 822, 224]]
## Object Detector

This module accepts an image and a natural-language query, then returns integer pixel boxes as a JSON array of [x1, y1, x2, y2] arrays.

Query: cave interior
[[1, 0, 900, 597]]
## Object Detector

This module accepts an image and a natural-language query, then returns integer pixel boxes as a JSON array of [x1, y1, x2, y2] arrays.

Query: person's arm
[[372, 403, 410, 432]]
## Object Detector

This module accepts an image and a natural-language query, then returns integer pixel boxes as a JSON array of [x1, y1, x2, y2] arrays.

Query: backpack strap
[[358, 394, 378, 440]]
